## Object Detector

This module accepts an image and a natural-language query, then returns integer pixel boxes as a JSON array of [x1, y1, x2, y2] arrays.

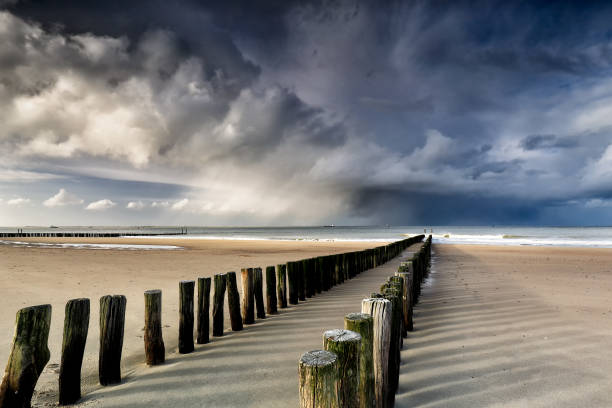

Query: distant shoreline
[[4, 224, 612, 248]]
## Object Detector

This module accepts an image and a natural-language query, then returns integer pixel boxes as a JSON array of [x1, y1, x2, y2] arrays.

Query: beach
[[398, 244, 612, 407], [0, 237, 382, 406], [2, 239, 612, 406]]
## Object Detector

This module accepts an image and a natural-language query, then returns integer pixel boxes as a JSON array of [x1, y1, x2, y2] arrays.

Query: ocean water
[[2, 225, 612, 248]]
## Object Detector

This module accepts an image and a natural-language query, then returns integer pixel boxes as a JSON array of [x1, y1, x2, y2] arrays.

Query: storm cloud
[[2, 0, 612, 226]]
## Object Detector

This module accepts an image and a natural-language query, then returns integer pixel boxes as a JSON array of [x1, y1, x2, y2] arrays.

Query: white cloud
[[43, 188, 84, 207], [7, 197, 31, 206], [85, 199, 116, 211], [152, 201, 170, 208], [126, 200, 145, 210], [171, 198, 189, 211]]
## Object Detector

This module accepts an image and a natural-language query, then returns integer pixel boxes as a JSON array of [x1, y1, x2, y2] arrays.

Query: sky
[[1, 0, 612, 226]]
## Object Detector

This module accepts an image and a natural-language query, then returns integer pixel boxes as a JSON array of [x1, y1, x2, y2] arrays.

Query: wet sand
[[398, 244, 612, 407]]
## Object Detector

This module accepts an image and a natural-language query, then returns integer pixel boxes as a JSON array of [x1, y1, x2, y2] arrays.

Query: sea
[[2, 226, 612, 248]]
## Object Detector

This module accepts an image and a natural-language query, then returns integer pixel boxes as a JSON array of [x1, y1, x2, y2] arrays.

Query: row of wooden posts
[[298, 235, 433, 408], [0, 234, 425, 408], [0, 231, 186, 238]]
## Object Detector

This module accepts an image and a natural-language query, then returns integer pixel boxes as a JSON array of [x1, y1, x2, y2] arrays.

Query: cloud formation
[[7, 197, 31, 206], [2, 1, 612, 225], [43, 188, 84, 207], [126, 201, 145, 210], [85, 199, 116, 211]]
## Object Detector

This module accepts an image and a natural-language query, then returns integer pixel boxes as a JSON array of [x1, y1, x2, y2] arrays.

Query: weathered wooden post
[[59, 299, 89, 405], [254, 267, 266, 319], [394, 272, 412, 334], [298, 350, 340, 408], [0, 305, 51, 408], [345, 313, 375, 408], [266, 266, 278, 314], [388, 278, 405, 340], [401, 260, 418, 307], [144, 290, 165, 365], [298, 261, 306, 301], [314, 257, 322, 294], [277, 264, 288, 308], [99, 295, 126, 386], [334, 256, 341, 285], [362, 298, 391, 408], [179, 280, 195, 354], [287, 262, 299, 305], [197, 277, 211, 344], [241, 268, 255, 324], [382, 286, 402, 401], [302, 259, 313, 298], [226, 272, 243, 331], [317, 257, 327, 291], [412, 255, 421, 303], [212, 273, 227, 337], [323, 329, 361, 408]]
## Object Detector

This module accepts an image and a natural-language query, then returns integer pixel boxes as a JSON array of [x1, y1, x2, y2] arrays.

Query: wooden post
[[298, 261, 306, 301], [99, 295, 126, 386], [388, 278, 405, 338], [179, 280, 195, 354], [361, 298, 391, 408], [277, 264, 288, 308], [334, 257, 341, 286], [144, 290, 165, 365], [59, 299, 90, 405], [212, 273, 227, 337], [266, 266, 278, 314], [313, 257, 321, 294], [317, 257, 327, 291], [345, 313, 375, 408], [254, 267, 266, 319], [241, 268, 255, 324], [323, 329, 361, 408], [226, 272, 243, 331], [401, 261, 417, 307], [382, 287, 401, 402], [197, 277, 211, 344], [298, 350, 340, 408], [287, 262, 299, 305], [412, 255, 421, 303], [303, 259, 313, 298], [394, 272, 412, 334], [0, 305, 51, 408]]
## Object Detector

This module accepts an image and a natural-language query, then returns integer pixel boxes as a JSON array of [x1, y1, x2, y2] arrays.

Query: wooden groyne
[[0, 234, 426, 407], [298, 235, 432, 408], [0, 231, 187, 238]]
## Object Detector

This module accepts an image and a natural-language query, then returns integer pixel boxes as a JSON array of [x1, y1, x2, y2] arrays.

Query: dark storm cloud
[[520, 134, 578, 151], [3, 0, 612, 225]]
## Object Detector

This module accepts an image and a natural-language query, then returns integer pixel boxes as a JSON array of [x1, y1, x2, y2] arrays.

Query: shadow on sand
[[396, 245, 612, 408]]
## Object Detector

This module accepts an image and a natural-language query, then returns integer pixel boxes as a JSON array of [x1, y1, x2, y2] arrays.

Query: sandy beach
[[0, 237, 383, 406], [3, 240, 612, 406], [398, 244, 612, 407]]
